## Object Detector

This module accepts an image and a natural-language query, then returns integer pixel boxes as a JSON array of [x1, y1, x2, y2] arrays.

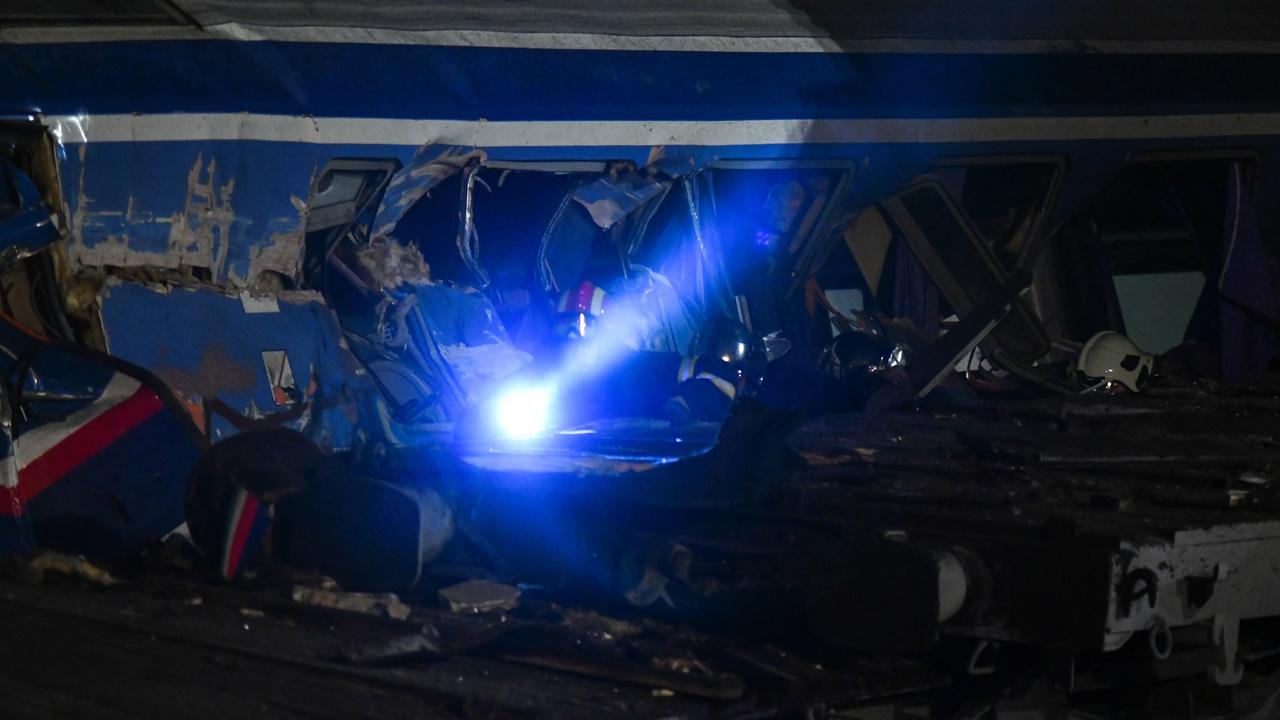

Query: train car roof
[[6, 0, 1280, 52]]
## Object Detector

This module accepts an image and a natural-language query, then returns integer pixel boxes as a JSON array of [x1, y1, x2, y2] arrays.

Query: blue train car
[[1, 12, 1273, 413], [1, 2, 1279, 618]]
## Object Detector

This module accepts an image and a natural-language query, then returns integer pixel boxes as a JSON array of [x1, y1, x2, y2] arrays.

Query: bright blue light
[[494, 385, 554, 439]]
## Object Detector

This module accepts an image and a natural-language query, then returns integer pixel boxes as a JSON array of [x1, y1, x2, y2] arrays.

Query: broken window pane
[[926, 161, 1059, 267], [706, 167, 847, 337], [1063, 158, 1246, 355]]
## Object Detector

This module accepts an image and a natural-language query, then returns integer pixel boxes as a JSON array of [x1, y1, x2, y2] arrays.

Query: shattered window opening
[[1053, 157, 1254, 358], [925, 158, 1062, 269]]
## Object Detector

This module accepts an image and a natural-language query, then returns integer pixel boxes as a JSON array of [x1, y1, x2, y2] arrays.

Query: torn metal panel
[[371, 144, 484, 242], [0, 156, 60, 261], [63, 141, 319, 289], [572, 173, 667, 229], [356, 235, 431, 288], [94, 279, 381, 450], [0, 314, 204, 561], [642, 146, 718, 180], [377, 283, 529, 408], [247, 192, 310, 287], [170, 153, 237, 275]]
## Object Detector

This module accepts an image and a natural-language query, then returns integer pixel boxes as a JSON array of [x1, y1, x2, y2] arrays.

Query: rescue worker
[[458, 280, 766, 439], [551, 281, 760, 426], [552, 279, 613, 343], [666, 316, 767, 425]]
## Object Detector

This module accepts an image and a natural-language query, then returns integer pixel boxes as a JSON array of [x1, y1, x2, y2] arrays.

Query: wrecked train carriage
[[0, 121, 799, 579], [0, 125, 204, 559], [282, 142, 1280, 700], [3, 27, 1280, 706], [11, 118, 1280, 681]]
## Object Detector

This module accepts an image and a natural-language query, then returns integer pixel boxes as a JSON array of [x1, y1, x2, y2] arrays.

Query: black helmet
[[821, 330, 905, 382], [693, 316, 767, 392], [695, 317, 764, 361]]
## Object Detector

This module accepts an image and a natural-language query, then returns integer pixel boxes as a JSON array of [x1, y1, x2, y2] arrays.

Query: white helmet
[[1077, 331, 1153, 393]]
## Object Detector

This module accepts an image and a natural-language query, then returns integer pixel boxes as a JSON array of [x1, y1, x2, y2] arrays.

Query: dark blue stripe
[[2, 41, 1280, 121], [0, 515, 33, 558], [0, 323, 115, 437], [26, 408, 200, 558]]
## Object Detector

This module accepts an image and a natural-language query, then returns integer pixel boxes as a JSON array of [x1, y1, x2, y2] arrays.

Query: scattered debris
[[27, 550, 121, 587], [1241, 470, 1273, 485], [291, 585, 411, 621], [799, 451, 858, 467], [357, 235, 431, 288], [560, 608, 642, 640], [439, 341, 533, 401], [501, 650, 745, 700], [652, 656, 711, 676], [342, 626, 443, 665], [624, 566, 674, 608], [146, 531, 199, 572], [439, 579, 521, 614]]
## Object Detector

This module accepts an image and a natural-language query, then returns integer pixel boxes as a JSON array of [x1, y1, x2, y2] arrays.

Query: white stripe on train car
[[14, 373, 140, 471], [43, 112, 1280, 148], [0, 455, 15, 490]]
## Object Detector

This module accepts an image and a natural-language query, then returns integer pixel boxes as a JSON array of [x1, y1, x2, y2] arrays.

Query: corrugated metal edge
[[7, 24, 1280, 54]]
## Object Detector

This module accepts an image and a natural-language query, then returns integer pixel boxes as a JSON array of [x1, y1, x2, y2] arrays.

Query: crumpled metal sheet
[[371, 144, 483, 242], [0, 156, 60, 261], [572, 173, 667, 229], [95, 279, 381, 451], [356, 235, 432, 288]]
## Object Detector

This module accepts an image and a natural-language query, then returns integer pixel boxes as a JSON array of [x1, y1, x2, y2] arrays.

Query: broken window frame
[[882, 179, 1014, 314], [1054, 147, 1263, 355], [317, 157, 648, 422], [302, 158, 401, 287], [680, 171, 736, 319], [304, 157, 476, 422], [455, 161, 490, 289], [879, 179, 1060, 392], [1117, 147, 1262, 200], [685, 160, 859, 346], [0, 121, 73, 342], [532, 164, 735, 348], [458, 159, 612, 292], [694, 159, 859, 310], [924, 153, 1067, 271], [535, 167, 687, 294]]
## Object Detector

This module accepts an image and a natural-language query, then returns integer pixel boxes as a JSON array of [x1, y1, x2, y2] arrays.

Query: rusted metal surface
[[95, 280, 378, 448]]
